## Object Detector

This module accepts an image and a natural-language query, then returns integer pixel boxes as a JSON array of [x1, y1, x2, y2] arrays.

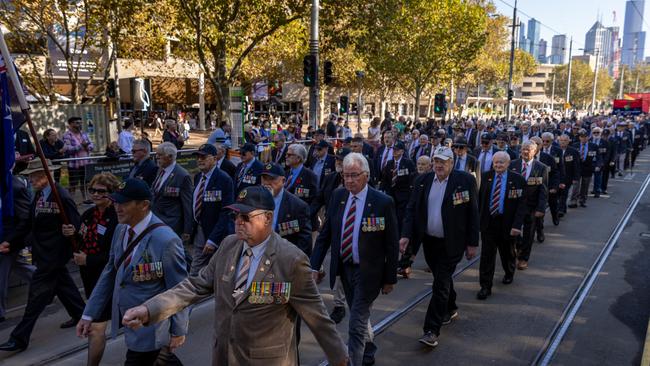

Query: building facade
[[622, 0, 646, 66], [550, 34, 568, 64]]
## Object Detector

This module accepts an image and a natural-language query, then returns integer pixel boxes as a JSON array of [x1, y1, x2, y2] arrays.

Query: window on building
[[523, 82, 533, 87]]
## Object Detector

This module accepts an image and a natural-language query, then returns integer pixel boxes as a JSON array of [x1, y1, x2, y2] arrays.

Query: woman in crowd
[[62, 173, 120, 366], [40, 129, 64, 182], [368, 117, 382, 152], [163, 119, 185, 149]]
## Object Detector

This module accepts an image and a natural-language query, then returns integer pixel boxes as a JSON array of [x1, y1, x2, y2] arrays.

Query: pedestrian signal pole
[[309, 0, 320, 129], [506, 0, 517, 123]]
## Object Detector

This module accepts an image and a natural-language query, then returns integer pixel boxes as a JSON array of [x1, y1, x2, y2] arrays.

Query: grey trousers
[[189, 226, 214, 277], [571, 176, 592, 204], [0, 252, 36, 318]]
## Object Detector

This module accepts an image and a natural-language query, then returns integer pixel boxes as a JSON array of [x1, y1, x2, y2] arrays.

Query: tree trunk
[[414, 85, 422, 123]]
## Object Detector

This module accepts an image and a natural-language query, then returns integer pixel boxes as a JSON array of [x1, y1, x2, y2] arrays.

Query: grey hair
[[521, 140, 537, 150], [343, 152, 370, 174], [288, 143, 307, 163], [214, 143, 226, 154], [164, 119, 176, 128], [493, 151, 511, 163], [541, 132, 554, 140], [420, 134, 429, 142], [156, 142, 178, 161], [133, 140, 150, 155]]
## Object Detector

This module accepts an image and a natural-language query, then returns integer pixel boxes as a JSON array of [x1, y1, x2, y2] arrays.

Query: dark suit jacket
[[560, 147, 581, 184], [14, 129, 35, 157], [77, 205, 118, 269], [234, 159, 264, 195], [2, 176, 32, 253], [410, 144, 431, 161], [308, 154, 336, 184], [454, 154, 481, 188], [379, 158, 416, 204], [612, 131, 632, 154], [540, 145, 565, 189], [276, 190, 312, 256], [218, 158, 237, 181], [538, 151, 560, 190], [465, 129, 479, 150], [311, 187, 399, 300], [402, 170, 480, 258], [571, 142, 601, 177], [30, 184, 81, 270], [508, 159, 548, 213], [479, 171, 527, 233], [270, 145, 288, 166], [194, 167, 235, 247], [310, 171, 342, 227], [151, 164, 194, 235], [362, 143, 375, 160], [591, 138, 613, 166], [285, 165, 318, 206], [129, 158, 159, 187]]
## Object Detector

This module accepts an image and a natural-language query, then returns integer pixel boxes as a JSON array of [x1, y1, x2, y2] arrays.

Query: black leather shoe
[[602, 190, 608, 195], [580, 202, 587, 208], [558, 212, 565, 218], [568, 204, 578, 208], [594, 192, 600, 198], [476, 288, 491, 300], [537, 232, 545, 243], [502, 275, 513, 284], [553, 217, 560, 226], [60, 318, 79, 329], [0, 340, 26, 352], [329, 306, 346, 324]]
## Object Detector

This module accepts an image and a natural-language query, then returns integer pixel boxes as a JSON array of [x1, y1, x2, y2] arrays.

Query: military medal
[[379, 217, 385, 230], [362, 219, 367, 232]]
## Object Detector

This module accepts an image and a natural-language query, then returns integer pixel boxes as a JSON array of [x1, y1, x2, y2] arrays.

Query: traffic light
[[507, 89, 514, 100], [106, 79, 116, 98], [339, 96, 349, 114], [434, 93, 445, 114], [303, 54, 317, 87], [324, 60, 333, 85]]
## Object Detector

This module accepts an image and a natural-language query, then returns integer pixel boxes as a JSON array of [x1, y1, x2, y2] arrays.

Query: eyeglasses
[[132, 148, 145, 153], [89, 188, 110, 194], [341, 172, 367, 180], [285, 153, 296, 157], [228, 211, 267, 222]]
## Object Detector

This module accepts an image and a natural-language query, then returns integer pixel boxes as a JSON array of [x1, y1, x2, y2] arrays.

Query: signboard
[[252, 81, 268, 101], [613, 99, 643, 115], [48, 23, 101, 79], [83, 151, 199, 182]]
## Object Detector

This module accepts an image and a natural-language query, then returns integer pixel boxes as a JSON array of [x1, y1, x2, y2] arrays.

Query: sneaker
[[442, 310, 458, 325], [418, 331, 439, 347], [329, 306, 346, 324]]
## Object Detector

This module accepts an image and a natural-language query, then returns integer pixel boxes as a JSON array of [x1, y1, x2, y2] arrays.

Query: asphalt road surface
[[1, 150, 649, 366]]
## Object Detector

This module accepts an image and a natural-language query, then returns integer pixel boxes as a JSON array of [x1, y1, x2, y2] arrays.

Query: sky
[[494, 0, 635, 51]]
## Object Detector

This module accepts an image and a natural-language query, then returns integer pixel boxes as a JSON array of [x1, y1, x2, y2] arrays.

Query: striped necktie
[[122, 228, 136, 268], [490, 173, 502, 216], [233, 248, 253, 293], [152, 168, 165, 192], [194, 174, 206, 219], [340, 196, 357, 263]]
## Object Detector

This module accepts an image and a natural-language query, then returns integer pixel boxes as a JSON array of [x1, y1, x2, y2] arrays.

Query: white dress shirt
[[522, 158, 534, 180], [118, 130, 135, 154], [426, 175, 448, 238], [479, 149, 494, 173], [341, 185, 369, 264]]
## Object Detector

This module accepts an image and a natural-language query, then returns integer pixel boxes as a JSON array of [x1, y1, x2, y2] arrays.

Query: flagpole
[[0, 30, 77, 250]]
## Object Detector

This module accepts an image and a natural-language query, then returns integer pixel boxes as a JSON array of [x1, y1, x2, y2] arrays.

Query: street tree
[[547, 60, 613, 109]]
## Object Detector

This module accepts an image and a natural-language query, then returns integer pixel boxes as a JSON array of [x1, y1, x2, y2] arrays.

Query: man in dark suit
[[270, 133, 288, 167], [380, 141, 415, 233], [530, 136, 558, 243], [464, 121, 479, 151], [189, 144, 235, 275], [474, 133, 499, 174], [557, 134, 580, 216], [285, 143, 318, 209], [0, 173, 35, 322], [477, 152, 527, 300], [629, 121, 644, 168], [571, 129, 601, 208], [151, 142, 194, 242], [311, 152, 398, 366], [400, 146, 479, 348], [307, 129, 332, 167], [215, 143, 237, 181], [589, 127, 608, 197], [600, 129, 615, 194], [234, 143, 264, 195], [452, 137, 481, 188], [0, 159, 85, 352], [14, 129, 36, 173], [538, 133, 564, 226], [350, 137, 376, 185], [508, 141, 548, 270], [309, 140, 336, 187], [374, 131, 396, 179], [496, 133, 517, 160], [612, 122, 631, 176], [128, 140, 159, 187], [411, 134, 432, 162]]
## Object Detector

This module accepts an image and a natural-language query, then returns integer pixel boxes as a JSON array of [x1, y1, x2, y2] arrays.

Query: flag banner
[[0, 55, 27, 130], [0, 54, 16, 230]]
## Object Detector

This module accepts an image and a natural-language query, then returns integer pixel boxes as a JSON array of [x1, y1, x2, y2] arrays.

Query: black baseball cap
[[315, 129, 325, 135], [316, 140, 329, 149], [335, 148, 352, 160], [240, 143, 256, 154], [481, 132, 494, 140], [193, 144, 218, 156], [394, 141, 405, 150], [260, 162, 285, 178], [227, 186, 275, 214], [110, 178, 153, 203], [452, 137, 468, 147]]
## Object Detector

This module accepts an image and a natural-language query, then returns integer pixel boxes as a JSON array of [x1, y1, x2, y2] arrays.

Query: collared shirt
[[122, 211, 153, 251], [341, 185, 369, 264], [237, 235, 271, 289], [118, 130, 135, 153], [313, 157, 326, 186], [579, 143, 588, 160], [522, 159, 534, 179], [216, 156, 225, 169], [289, 164, 304, 187], [193, 164, 217, 219], [240, 159, 254, 179], [426, 175, 448, 238], [272, 189, 284, 230], [381, 146, 394, 168], [479, 149, 494, 173], [156, 162, 177, 191], [490, 171, 508, 214], [454, 154, 467, 171]]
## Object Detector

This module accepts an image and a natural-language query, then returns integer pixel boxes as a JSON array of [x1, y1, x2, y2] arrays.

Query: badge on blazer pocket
[[527, 177, 542, 185], [242, 175, 256, 184], [203, 190, 222, 202], [452, 190, 470, 205], [278, 220, 300, 236], [588, 151, 596, 157], [164, 187, 180, 197], [295, 187, 310, 198], [248, 281, 291, 304], [565, 155, 573, 162], [508, 188, 523, 199]]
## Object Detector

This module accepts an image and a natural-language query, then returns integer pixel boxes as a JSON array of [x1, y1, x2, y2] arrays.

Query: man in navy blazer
[[215, 143, 237, 181], [128, 140, 159, 187], [234, 143, 264, 195], [189, 144, 235, 275], [308, 140, 337, 187], [285, 144, 319, 229], [311, 152, 398, 366]]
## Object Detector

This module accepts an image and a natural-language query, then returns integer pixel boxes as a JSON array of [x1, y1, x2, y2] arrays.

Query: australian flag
[[0, 54, 27, 239]]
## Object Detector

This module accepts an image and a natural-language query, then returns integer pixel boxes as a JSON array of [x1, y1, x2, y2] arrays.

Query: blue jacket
[[129, 158, 159, 187], [275, 190, 312, 256], [235, 159, 264, 195], [194, 167, 235, 247], [83, 214, 189, 352]]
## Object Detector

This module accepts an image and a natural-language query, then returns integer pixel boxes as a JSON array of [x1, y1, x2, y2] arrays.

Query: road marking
[[532, 172, 650, 366]]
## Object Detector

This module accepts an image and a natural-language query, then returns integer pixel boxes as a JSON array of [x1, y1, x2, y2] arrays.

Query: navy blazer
[[402, 170, 480, 259], [571, 142, 602, 177], [194, 167, 235, 247], [129, 158, 159, 187], [310, 171, 343, 227], [311, 187, 399, 300], [234, 159, 264, 195], [275, 190, 312, 256], [560, 147, 581, 183], [309, 154, 336, 184], [2, 176, 32, 253], [612, 130, 632, 154], [218, 158, 237, 181], [538, 151, 560, 190], [509, 159, 548, 213], [285, 165, 319, 205], [478, 171, 527, 233]]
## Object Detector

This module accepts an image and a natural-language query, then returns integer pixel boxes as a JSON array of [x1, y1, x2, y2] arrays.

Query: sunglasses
[[132, 148, 146, 153], [89, 188, 110, 194], [228, 211, 267, 222]]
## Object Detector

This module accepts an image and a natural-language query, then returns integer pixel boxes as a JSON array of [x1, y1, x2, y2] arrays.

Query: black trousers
[[632, 146, 640, 167], [602, 163, 612, 191], [547, 191, 559, 221], [10, 266, 85, 347], [558, 184, 572, 213], [479, 216, 516, 289], [125, 349, 161, 366], [516, 213, 535, 262], [421, 235, 461, 336]]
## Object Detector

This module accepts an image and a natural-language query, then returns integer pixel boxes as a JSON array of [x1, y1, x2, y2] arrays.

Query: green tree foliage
[[547, 60, 613, 108]]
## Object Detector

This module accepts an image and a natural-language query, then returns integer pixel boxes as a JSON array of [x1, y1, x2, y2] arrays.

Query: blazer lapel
[[442, 172, 456, 205], [235, 236, 278, 308]]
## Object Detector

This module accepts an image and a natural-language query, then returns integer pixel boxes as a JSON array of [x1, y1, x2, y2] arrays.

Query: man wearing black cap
[[474, 133, 498, 174], [0, 159, 85, 352], [380, 141, 415, 233], [570, 129, 601, 208], [77, 178, 189, 365], [124, 186, 349, 366], [189, 144, 235, 275], [234, 142, 263, 195], [309, 140, 336, 187], [452, 137, 481, 188], [270, 133, 288, 166], [496, 133, 517, 160], [307, 129, 333, 167]]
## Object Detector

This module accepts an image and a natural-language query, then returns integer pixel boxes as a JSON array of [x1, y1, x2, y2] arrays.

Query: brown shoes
[[517, 260, 528, 270]]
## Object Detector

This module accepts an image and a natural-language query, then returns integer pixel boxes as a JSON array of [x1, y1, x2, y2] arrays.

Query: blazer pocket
[[249, 344, 286, 359]]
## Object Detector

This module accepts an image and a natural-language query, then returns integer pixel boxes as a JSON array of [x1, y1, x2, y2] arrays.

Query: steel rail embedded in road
[[532, 172, 650, 366], [318, 255, 481, 366]]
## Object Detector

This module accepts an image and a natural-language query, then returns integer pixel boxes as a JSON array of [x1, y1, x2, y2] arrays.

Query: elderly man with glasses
[[128, 140, 159, 187]]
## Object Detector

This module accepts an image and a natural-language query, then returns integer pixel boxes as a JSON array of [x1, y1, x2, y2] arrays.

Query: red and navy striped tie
[[340, 196, 357, 263]]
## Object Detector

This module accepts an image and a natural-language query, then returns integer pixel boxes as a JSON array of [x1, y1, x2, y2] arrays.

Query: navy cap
[[240, 143, 256, 154], [393, 141, 405, 150], [578, 129, 588, 136], [227, 186, 275, 214], [316, 140, 330, 149], [335, 147, 352, 160], [193, 144, 218, 156], [315, 129, 326, 135], [452, 137, 468, 147], [260, 162, 285, 178], [481, 132, 493, 140], [110, 178, 153, 203]]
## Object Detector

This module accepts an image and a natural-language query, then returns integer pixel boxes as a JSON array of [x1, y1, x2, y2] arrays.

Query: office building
[[538, 39, 548, 63], [550, 34, 568, 64], [528, 18, 541, 59], [622, 0, 646, 66]]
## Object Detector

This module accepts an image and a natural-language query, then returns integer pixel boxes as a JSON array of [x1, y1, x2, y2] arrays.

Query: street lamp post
[[308, 0, 319, 129], [356, 70, 365, 133], [591, 49, 600, 114], [565, 37, 573, 117], [505, 0, 518, 123]]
